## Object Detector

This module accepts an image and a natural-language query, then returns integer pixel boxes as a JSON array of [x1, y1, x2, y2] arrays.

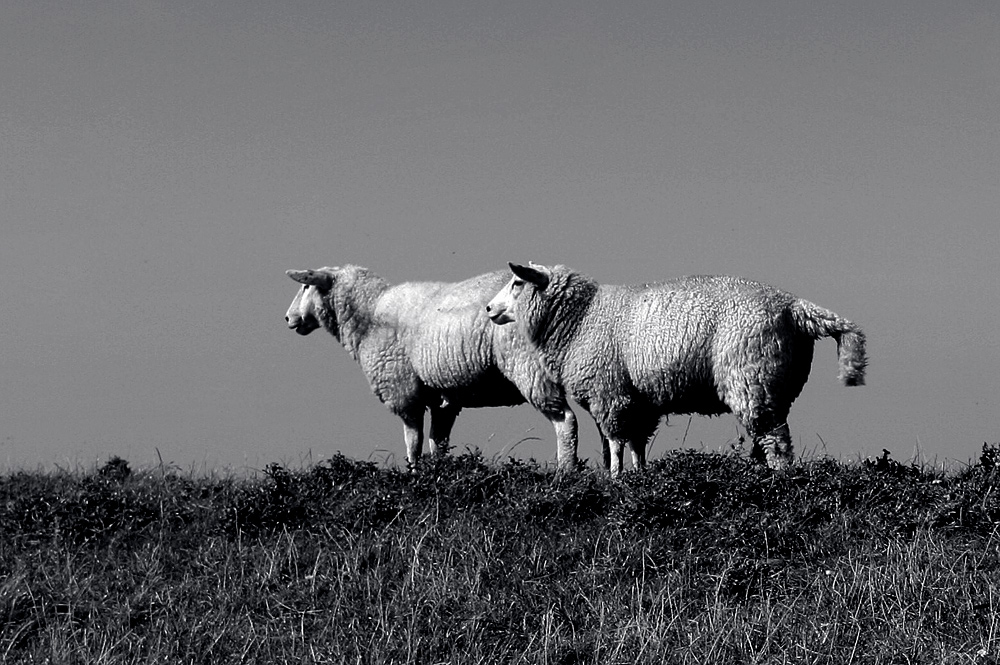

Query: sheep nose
[[485, 305, 492, 313]]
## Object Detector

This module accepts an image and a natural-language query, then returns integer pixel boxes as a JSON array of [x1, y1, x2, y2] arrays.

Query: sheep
[[485, 262, 867, 475], [284, 266, 578, 468]]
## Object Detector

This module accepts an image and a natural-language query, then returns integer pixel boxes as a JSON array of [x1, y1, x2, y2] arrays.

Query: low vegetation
[[2, 444, 999, 663]]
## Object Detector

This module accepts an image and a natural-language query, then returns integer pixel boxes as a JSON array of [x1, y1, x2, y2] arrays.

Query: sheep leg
[[543, 405, 579, 469], [629, 440, 647, 470], [749, 422, 793, 470], [428, 404, 460, 455], [733, 395, 793, 469], [402, 411, 425, 467], [606, 437, 628, 477]]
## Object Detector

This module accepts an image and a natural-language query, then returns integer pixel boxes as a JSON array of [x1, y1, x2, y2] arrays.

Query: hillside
[[2, 446, 998, 663]]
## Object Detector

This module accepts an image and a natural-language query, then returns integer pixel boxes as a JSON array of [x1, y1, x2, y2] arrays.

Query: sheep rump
[[285, 266, 577, 467], [486, 263, 866, 473]]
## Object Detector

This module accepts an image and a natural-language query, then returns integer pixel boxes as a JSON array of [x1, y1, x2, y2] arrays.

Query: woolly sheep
[[285, 266, 578, 467], [485, 263, 867, 475]]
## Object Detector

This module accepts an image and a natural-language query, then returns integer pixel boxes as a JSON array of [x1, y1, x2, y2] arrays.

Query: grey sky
[[2, 0, 998, 471]]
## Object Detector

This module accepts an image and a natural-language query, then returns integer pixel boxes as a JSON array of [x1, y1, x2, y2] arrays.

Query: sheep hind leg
[[629, 439, 647, 470], [428, 404, 461, 456], [749, 422, 793, 470]]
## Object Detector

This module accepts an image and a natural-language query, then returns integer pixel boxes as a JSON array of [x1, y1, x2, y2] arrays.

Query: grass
[[1, 444, 998, 663]]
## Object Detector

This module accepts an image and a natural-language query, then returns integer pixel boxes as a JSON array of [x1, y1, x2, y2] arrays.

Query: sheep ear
[[286, 269, 334, 291], [509, 262, 550, 289]]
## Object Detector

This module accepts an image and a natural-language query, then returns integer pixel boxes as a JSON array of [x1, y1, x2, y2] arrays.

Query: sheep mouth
[[288, 321, 317, 335], [487, 311, 514, 325]]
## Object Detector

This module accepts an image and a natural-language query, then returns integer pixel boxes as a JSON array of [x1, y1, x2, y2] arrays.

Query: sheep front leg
[[543, 405, 579, 469], [402, 411, 425, 468], [428, 404, 460, 455], [606, 437, 628, 477], [600, 433, 611, 471]]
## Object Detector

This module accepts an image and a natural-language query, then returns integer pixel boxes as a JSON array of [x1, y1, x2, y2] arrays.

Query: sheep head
[[486, 262, 551, 325], [285, 268, 336, 336]]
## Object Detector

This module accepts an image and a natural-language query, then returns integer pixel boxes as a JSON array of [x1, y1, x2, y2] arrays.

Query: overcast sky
[[2, 0, 998, 472]]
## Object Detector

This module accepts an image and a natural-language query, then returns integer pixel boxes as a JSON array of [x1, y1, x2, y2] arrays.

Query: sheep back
[[376, 271, 542, 409]]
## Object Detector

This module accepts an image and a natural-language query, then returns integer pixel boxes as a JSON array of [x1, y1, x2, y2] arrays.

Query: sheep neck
[[323, 269, 390, 361], [525, 271, 597, 379]]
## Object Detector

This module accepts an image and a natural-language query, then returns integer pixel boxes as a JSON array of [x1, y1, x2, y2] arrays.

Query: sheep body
[[285, 266, 577, 466], [486, 264, 866, 473]]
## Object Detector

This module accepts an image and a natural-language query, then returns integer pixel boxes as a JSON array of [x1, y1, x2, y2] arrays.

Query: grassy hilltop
[[2, 445, 999, 664]]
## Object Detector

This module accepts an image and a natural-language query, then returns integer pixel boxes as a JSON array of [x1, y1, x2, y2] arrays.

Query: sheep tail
[[791, 299, 867, 386]]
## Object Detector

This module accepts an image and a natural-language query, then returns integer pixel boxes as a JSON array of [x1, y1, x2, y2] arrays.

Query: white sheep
[[486, 263, 867, 474], [284, 266, 578, 467]]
